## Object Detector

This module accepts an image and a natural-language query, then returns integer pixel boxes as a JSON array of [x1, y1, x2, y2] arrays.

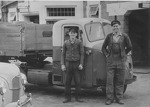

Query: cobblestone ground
[[26, 68, 150, 107]]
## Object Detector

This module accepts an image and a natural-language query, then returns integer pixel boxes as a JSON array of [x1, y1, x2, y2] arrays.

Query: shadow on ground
[[25, 84, 106, 99]]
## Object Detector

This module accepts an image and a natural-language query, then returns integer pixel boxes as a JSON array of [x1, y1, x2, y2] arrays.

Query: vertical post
[[28, 0, 30, 12], [115, 15, 117, 20], [149, 10, 150, 66], [83, 1, 87, 18], [19, 24, 24, 56], [20, 25, 22, 56]]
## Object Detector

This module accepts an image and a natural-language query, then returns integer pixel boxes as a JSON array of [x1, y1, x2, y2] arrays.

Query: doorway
[[29, 15, 39, 24], [125, 8, 150, 66]]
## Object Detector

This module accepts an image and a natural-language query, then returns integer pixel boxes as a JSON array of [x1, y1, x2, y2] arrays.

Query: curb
[[133, 68, 150, 74]]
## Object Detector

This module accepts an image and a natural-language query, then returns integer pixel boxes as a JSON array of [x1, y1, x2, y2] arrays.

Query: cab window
[[64, 26, 81, 41], [85, 22, 104, 42]]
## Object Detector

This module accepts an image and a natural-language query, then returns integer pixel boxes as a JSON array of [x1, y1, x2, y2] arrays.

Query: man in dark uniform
[[102, 20, 132, 105], [61, 28, 84, 103]]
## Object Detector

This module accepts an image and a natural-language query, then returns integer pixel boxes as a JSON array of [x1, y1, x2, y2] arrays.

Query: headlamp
[[0, 81, 7, 95]]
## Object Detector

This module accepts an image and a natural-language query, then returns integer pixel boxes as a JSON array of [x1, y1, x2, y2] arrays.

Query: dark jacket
[[102, 33, 132, 61], [61, 38, 84, 65]]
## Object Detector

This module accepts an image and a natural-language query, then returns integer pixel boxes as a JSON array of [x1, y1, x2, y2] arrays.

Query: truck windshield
[[102, 23, 112, 37], [85, 22, 104, 42]]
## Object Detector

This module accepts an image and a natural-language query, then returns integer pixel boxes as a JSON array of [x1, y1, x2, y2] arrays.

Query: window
[[42, 31, 52, 37], [85, 22, 104, 42], [64, 26, 79, 41], [89, 4, 99, 17], [47, 8, 75, 16], [46, 21, 57, 24], [9, 12, 16, 21], [30, 16, 39, 24]]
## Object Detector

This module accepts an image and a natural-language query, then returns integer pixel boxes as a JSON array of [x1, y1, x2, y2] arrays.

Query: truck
[[0, 18, 136, 93], [0, 21, 53, 68]]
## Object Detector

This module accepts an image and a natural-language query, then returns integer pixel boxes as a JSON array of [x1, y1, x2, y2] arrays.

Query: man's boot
[[63, 98, 71, 103], [63, 96, 71, 103], [116, 99, 124, 105], [105, 99, 113, 105], [75, 96, 83, 102]]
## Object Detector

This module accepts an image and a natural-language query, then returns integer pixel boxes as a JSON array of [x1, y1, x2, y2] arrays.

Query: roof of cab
[[53, 18, 110, 27], [53, 18, 110, 46]]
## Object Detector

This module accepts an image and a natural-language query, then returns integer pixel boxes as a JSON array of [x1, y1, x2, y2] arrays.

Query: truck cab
[[52, 18, 136, 92]]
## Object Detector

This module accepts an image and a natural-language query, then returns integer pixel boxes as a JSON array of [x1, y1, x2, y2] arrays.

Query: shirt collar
[[112, 32, 122, 36], [69, 38, 77, 44]]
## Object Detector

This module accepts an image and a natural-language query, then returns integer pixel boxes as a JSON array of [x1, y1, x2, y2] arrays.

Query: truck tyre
[[123, 84, 127, 93]]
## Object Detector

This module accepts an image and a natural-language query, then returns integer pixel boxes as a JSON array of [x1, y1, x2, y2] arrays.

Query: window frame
[[89, 4, 99, 16], [47, 7, 75, 17]]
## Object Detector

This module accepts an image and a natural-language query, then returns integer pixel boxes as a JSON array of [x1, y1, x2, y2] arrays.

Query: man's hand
[[127, 51, 132, 56], [106, 54, 110, 58], [78, 64, 83, 70], [61, 65, 66, 71]]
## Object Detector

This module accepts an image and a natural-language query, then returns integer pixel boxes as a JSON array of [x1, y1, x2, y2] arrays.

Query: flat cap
[[69, 28, 77, 33], [111, 20, 121, 26]]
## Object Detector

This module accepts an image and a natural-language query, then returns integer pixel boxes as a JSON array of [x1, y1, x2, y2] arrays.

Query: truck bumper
[[5, 93, 32, 107]]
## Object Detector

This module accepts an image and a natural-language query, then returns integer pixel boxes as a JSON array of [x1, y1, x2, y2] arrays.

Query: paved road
[[25, 68, 150, 107]]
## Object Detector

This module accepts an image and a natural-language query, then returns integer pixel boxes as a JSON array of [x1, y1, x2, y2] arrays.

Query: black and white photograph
[[0, 0, 149, 107]]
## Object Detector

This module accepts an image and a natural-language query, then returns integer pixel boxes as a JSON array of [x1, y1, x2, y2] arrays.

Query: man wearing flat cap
[[61, 28, 84, 103], [102, 20, 132, 105]]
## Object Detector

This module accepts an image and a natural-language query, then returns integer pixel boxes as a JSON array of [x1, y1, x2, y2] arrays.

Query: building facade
[[1, 1, 101, 24], [18, 1, 85, 24]]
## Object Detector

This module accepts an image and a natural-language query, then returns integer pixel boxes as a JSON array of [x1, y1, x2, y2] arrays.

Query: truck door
[[84, 22, 109, 87]]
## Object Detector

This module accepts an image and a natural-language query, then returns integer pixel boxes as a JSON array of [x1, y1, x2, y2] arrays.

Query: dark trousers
[[65, 61, 81, 99], [106, 67, 125, 100]]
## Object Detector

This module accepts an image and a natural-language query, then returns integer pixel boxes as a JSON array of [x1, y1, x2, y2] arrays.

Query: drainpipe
[[114, 15, 117, 20], [1, 7, 8, 22], [1, 1, 8, 22], [83, 1, 87, 18]]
